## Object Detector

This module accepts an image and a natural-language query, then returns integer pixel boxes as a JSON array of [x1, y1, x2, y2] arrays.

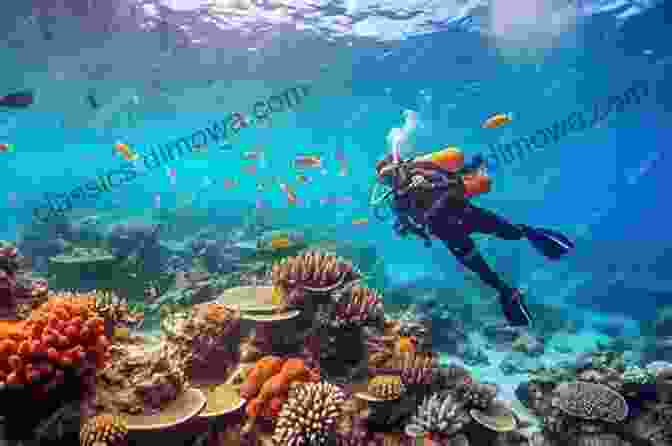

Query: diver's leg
[[463, 204, 525, 240], [441, 235, 532, 327], [441, 235, 514, 295]]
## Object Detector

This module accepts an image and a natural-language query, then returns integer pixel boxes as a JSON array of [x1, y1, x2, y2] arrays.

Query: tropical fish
[[294, 155, 322, 169], [244, 164, 257, 174], [296, 174, 311, 184], [482, 113, 513, 129], [279, 183, 297, 204], [114, 141, 139, 161], [0, 143, 15, 153], [269, 237, 292, 249], [352, 218, 369, 226]]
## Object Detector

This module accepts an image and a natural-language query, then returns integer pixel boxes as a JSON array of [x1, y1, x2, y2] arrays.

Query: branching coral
[[398, 352, 438, 386], [554, 381, 629, 423], [80, 413, 128, 446], [456, 381, 499, 410], [367, 375, 406, 400], [90, 291, 144, 330], [331, 285, 384, 329], [272, 381, 346, 446], [271, 251, 361, 308], [405, 391, 470, 438]]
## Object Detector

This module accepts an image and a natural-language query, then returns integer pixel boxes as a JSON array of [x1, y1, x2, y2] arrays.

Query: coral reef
[[242, 357, 319, 419], [330, 285, 384, 329], [160, 302, 241, 382], [0, 242, 49, 319], [271, 251, 361, 308], [367, 375, 406, 401], [95, 342, 186, 414], [272, 381, 346, 446], [405, 391, 470, 437], [80, 413, 128, 446]]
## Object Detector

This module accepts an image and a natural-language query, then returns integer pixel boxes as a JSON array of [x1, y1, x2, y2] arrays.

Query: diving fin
[[523, 226, 574, 260], [499, 289, 533, 327]]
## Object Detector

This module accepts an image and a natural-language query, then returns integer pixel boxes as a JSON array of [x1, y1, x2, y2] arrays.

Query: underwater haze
[[1, 0, 672, 444]]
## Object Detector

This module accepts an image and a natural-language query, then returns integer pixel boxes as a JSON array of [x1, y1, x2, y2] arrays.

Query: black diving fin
[[523, 226, 574, 260]]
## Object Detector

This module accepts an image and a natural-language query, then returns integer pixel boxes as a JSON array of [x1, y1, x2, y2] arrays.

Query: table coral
[[554, 381, 629, 423]]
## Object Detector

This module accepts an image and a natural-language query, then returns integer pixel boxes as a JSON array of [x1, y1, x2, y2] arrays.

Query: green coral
[[622, 366, 657, 385], [590, 348, 626, 372], [528, 366, 575, 385]]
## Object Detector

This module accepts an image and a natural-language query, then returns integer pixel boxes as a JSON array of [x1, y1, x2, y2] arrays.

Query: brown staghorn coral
[[80, 413, 128, 446], [271, 251, 361, 307], [398, 351, 438, 386], [554, 381, 629, 423], [331, 285, 384, 329], [273, 381, 346, 446], [367, 375, 405, 400]]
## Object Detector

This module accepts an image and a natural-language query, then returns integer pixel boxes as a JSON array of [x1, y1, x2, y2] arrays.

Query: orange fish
[[352, 218, 369, 226], [114, 142, 139, 160], [294, 155, 322, 169], [482, 113, 513, 129]]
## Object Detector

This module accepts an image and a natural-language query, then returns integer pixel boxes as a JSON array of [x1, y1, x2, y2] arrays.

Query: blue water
[[1, 0, 670, 331]]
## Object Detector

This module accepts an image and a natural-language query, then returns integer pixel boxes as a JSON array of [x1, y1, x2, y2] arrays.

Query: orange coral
[[244, 357, 318, 418], [395, 336, 417, 356], [239, 355, 285, 399], [0, 294, 111, 388]]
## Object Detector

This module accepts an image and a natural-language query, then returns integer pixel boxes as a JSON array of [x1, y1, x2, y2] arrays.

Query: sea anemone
[[273, 381, 346, 446], [331, 285, 384, 329], [80, 413, 128, 446], [271, 251, 361, 307]]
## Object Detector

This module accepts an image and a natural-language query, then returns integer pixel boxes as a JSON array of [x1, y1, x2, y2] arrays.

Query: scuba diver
[[371, 146, 574, 327]]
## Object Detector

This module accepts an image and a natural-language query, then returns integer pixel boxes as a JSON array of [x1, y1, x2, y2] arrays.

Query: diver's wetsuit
[[391, 160, 532, 325]]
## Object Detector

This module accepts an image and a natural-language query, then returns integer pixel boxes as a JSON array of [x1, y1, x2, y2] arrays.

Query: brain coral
[[554, 381, 628, 423]]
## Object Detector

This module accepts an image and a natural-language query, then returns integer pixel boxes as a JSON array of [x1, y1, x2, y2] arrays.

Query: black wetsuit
[[391, 161, 524, 302]]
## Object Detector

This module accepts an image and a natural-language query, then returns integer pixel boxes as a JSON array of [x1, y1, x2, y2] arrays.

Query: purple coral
[[0, 244, 47, 319], [331, 286, 384, 329]]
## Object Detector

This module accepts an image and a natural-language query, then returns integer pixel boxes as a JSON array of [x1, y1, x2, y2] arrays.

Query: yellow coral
[[368, 375, 405, 400], [80, 414, 128, 446]]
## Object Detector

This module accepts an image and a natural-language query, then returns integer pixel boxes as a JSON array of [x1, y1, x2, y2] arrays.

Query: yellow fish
[[114, 142, 139, 161], [269, 237, 292, 249], [482, 113, 513, 129]]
